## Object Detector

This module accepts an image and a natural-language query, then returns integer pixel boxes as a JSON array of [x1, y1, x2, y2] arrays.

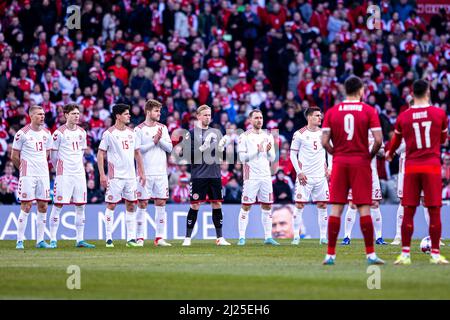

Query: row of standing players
[[10, 77, 449, 265]]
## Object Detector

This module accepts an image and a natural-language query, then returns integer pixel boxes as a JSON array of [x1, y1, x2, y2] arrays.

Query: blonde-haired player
[[135, 99, 173, 246], [12, 106, 52, 249]]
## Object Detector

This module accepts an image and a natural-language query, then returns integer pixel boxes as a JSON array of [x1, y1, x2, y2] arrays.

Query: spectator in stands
[[0, 161, 18, 204]]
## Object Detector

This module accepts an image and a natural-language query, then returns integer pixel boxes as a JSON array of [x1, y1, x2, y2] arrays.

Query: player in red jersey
[[321, 76, 384, 265], [386, 80, 449, 265]]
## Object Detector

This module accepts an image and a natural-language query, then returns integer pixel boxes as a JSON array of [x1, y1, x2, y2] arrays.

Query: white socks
[[395, 205, 404, 239], [104, 208, 114, 240], [136, 207, 146, 240], [126, 211, 136, 241], [36, 211, 47, 243], [318, 208, 328, 239], [424, 207, 430, 226], [155, 206, 166, 239], [17, 210, 30, 242], [238, 208, 249, 239], [261, 209, 272, 240], [293, 207, 304, 238], [49, 205, 62, 241], [75, 205, 85, 243], [370, 207, 383, 239], [344, 207, 357, 238]]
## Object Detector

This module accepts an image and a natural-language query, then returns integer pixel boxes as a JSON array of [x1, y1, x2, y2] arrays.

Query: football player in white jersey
[[342, 129, 387, 245], [290, 107, 329, 245], [97, 104, 146, 248], [12, 106, 52, 249], [237, 109, 278, 245], [49, 104, 95, 248], [135, 99, 173, 247]]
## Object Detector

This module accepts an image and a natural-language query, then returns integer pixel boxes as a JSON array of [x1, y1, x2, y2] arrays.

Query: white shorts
[[53, 175, 87, 205], [397, 172, 424, 198], [136, 175, 169, 200], [294, 176, 329, 203], [242, 179, 273, 205], [349, 172, 381, 201], [18, 176, 50, 202], [105, 178, 137, 203]]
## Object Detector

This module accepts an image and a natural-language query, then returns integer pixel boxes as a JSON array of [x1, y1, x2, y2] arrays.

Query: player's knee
[[371, 201, 379, 209], [155, 199, 166, 207], [316, 202, 327, 209], [190, 203, 200, 210], [296, 203, 305, 209], [261, 204, 272, 211], [37, 202, 48, 212], [55, 203, 63, 209], [107, 203, 117, 211], [21, 202, 32, 213], [138, 200, 148, 209], [211, 202, 222, 209], [125, 201, 136, 212], [350, 203, 357, 210], [242, 204, 251, 211]]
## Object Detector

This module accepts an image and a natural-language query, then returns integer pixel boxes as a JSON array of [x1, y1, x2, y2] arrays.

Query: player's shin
[[212, 208, 223, 238], [126, 210, 137, 241], [395, 205, 404, 239], [327, 215, 341, 256], [49, 205, 62, 241], [423, 207, 430, 226], [428, 207, 442, 259], [293, 207, 304, 239], [104, 208, 115, 240], [17, 210, 30, 242], [75, 205, 86, 243], [185, 208, 199, 238], [36, 211, 47, 244], [370, 207, 383, 239], [344, 207, 357, 238], [136, 207, 146, 240], [261, 208, 272, 240], [317, 207, 328, 239], [155, 206, 166, 239], [359, 214, 375, 256], [238, 208, 249, 239], [401, 206, 416, 257]]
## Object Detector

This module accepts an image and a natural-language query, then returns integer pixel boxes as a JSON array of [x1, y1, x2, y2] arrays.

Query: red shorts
[[402, 172, 442, 207], [330, 162, 372, 205]]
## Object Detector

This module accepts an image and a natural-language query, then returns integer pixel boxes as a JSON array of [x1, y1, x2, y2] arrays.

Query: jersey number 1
[[412, 121, 431, 149]]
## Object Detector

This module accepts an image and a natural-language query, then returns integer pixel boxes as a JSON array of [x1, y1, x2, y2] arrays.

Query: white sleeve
[[50, 131, 61, 167], [81, 131, 88, 150], [267, 134, 276, 162], [396, 141, 406, 155], [12, 130, 24, 151], [158, 126, 173, 153], [290, 132, 302, 174], [238, 134, 258, 162], [45, 131, 53, 150], [98, 131, 110, 151]]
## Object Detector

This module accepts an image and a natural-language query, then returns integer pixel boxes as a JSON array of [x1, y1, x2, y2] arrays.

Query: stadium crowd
[[0, 0, 449, 204]]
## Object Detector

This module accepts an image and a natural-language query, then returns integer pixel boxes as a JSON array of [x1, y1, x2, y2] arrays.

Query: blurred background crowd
[[0, 0, 449, 204]]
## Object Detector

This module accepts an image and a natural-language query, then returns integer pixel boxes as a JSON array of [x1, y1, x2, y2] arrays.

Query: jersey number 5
[[344, 114, 354, 140], [412, 121, 431, 149]]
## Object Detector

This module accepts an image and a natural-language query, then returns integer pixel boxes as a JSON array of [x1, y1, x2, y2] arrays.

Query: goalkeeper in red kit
[[387, 80, 449, 265]]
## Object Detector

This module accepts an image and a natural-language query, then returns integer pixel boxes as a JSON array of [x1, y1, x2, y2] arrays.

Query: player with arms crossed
[[341, 129, 387, 246], [97, 104, 146, 248], [12, 106, 52, 249], [182, 105, 230, 246], [237, 109, 278, 246], [386, 80, 448, 264], [49, 104, 95, 248], [290, 106, 329, 245], [321, 76, 385, 265], [135, 99, 173, 246]]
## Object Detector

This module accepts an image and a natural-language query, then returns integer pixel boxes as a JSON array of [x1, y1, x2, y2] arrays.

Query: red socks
[[401, 206, 416, 248], [428, 207, 441, 252], [327, 216, 341, 255], [360, 215, 374, 254]]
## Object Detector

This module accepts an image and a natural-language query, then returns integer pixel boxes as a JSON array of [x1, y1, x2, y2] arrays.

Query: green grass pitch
[[0, 239, 449, 299]]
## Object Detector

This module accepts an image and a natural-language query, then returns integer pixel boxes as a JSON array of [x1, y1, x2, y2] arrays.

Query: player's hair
[[413, 79, 429, 99], [28, 105, 43, 115], [112, 104, 130, 120], [145, 99, 162, 113], [304, 106, 321, 118], [196, 104, 211, 115], [344, 76, 364, 96], [63, 103, 79, 114], [249, 109, 263, 118]]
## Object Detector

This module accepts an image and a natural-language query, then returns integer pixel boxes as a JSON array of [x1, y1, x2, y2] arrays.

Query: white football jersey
[[134, 122, 171, 176], [290, 127, 326, 178], [12, 124, 52, 177], [99, 126, 138, 179], [368, 130, 384, 174], [238, 129, 275, 180], [52, 124, 87, 176], [398, 140, 406, 174]]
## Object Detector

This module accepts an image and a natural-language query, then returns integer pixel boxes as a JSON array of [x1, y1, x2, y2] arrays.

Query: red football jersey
[[322, 101, 381, 164], [394, 105, 448, 166]]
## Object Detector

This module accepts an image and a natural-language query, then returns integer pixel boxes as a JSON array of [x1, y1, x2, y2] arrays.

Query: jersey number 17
[[412, 121, 431, 149]]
